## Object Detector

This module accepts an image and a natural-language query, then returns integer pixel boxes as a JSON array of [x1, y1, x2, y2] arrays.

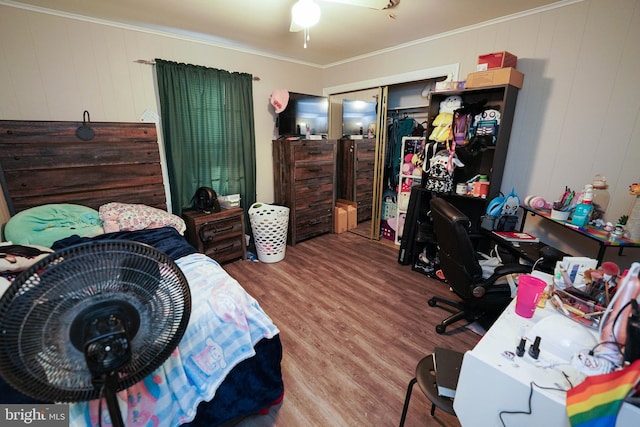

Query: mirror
[[329, 88, 381, 239], [329, 78, 445, 243]]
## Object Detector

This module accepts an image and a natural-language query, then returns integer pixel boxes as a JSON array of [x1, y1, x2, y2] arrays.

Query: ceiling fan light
[[292, 0, 321, 28]]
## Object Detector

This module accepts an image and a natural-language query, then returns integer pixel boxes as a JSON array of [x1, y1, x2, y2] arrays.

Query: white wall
[[1, 0, 639, 265], [322, 0, 640, 264], [0, 4, 324, 222]]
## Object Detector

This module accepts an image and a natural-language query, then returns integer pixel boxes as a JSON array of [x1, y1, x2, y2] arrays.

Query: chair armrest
[[471, 263, 532, 298], [483, 264, 533, 288]]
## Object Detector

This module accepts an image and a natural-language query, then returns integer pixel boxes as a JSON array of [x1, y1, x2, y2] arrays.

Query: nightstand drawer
[[202, 237, 245, 264], [198, 216, 243, 242]]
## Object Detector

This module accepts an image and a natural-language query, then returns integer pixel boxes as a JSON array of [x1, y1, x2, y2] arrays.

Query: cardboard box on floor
[[334, 206, 347, 234], [336, 199, 357, 230]]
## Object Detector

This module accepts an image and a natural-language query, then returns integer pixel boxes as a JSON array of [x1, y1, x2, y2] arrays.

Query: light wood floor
[[223, 231, 481, 427]]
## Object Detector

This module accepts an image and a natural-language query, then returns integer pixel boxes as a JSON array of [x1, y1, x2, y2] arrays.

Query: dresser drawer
[[358, 145, 376, 161], [294, 143, 334, 162], [202, 237, 245, 264], [294, 215, 333, 241], [295, 175, 334, 194], [198, 215, 243, 242], [294, 161, 334, 180]]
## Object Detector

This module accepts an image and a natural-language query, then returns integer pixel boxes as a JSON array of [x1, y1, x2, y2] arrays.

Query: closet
[[331, 80, 441, 243]]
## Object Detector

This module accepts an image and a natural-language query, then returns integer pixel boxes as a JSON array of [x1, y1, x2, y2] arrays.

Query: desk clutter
[[523, 175, 640, 243], [454, 267, 640, 427], [521, 261, 640, 371]]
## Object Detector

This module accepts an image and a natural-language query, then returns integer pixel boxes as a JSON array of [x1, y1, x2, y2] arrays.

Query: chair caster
[[428, 298, 437, 307], [435, 324, 446, 335]]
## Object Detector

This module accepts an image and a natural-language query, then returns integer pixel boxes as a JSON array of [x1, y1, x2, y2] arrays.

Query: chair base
[[428, 295, 476, 334], [399, 354, 455, 427]]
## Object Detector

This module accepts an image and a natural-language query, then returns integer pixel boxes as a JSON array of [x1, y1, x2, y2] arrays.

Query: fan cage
[[0, 240, 191, 403]]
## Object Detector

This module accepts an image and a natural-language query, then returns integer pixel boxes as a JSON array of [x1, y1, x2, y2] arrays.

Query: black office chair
[[428, 198, 532, 334]]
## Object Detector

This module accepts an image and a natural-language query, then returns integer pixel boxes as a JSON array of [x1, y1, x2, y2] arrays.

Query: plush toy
[[440, 95, 463, 114], [467, 107, 501, 154], [428, 96, 463, 143], [487, 188, 521, 216], [501, 188, 521, 216]]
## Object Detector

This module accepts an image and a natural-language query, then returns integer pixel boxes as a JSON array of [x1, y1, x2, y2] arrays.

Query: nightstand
[[183, 208, 246, 263]]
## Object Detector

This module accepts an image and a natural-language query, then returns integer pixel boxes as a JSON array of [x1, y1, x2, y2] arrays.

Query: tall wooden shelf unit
[[272, 138, 337, 245], [337, 137, 376, 222], [426, 84, 520, 229]]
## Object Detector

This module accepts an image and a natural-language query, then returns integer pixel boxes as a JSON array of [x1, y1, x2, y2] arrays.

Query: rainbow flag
[[566, 359, 640, 427]]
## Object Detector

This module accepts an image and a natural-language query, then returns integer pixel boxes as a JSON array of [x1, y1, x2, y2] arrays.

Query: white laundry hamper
[[248, 203, 290, 263]]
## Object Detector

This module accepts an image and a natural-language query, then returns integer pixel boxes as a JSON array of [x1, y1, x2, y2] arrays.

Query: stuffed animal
[[428, 96, 463, 143], [501, 188, 521, 216], [487, 188, 521, 216], [467, 107, 501, 154]]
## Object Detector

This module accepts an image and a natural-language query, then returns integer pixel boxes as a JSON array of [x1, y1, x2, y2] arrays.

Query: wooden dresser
[[183, 208, 246, 263], [272, 138, 337, 245], [337, 137, 376, 222]]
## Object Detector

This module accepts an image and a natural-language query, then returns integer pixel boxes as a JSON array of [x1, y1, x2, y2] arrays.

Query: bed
[[0, 120, 284, 427]]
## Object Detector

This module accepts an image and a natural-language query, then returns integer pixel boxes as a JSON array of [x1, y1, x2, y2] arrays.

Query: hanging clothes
[[386, 117, 416, 190]]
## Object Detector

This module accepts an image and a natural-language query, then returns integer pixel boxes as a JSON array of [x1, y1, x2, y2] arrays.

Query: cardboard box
[[477, 51, 517, 70], [336, 199, 357, 230], [334, 206, 347, 234], [466, 67, 524, 89], [434, 80, 466, 91]]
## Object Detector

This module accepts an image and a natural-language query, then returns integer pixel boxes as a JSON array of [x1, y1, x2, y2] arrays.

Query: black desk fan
[[0, 241, 191, 427]]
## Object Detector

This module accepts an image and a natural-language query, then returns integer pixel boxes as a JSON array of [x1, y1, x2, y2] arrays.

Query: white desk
[[454, 274, 640, 427]]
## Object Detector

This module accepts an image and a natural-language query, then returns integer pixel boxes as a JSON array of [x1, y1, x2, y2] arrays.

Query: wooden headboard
[[0, 120, 168, 217]]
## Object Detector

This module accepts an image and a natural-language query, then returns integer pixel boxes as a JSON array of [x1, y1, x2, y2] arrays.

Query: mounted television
[[342, 99, 377, 137], [277, 92, 328, 137]]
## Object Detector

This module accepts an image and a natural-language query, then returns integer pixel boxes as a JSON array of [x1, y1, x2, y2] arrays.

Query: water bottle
[[571, 185, 594, 227]]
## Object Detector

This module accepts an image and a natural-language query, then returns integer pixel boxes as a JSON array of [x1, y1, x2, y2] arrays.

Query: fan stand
[[99, 373, 126, 427], [71, 300, 140, 427]]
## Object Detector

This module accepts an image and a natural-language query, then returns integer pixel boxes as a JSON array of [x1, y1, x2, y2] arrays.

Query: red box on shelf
[[477, 51, 518, 70]]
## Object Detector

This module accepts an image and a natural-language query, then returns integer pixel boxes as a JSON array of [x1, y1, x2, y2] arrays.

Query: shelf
[[388, 104, 429, 111]]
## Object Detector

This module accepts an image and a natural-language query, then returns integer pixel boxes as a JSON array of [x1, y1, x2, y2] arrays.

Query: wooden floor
[[223, 231, 481, 427]]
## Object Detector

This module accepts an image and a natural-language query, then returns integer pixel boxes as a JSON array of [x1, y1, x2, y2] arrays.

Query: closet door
[[370, 86, 388, 240]]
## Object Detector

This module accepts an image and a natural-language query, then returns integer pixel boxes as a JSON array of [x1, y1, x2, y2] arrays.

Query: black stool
[[399, 354, 456, 426]]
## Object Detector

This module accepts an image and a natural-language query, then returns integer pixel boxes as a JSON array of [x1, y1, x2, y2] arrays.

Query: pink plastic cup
[[515, 275, 548, 318]]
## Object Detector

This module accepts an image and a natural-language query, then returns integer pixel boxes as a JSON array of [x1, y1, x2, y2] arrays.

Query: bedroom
[[0, 0, 639, 425], [0, 0, 638, 261]]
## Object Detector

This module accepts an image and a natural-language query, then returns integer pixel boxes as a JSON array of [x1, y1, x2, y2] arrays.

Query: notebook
[[434, 347, 464, 398], [492, 231, 539, 242]]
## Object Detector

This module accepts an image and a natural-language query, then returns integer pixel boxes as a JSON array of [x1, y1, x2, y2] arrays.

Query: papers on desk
[[493, 231, 540, 242], [554, 257, 598, 289], [434, 347, 464, 398]]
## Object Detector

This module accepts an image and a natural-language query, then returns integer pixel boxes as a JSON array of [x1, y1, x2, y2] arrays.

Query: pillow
[[99, 202, 186, 235], [0, 242, 53, 273], [4, 204, 104, 247]]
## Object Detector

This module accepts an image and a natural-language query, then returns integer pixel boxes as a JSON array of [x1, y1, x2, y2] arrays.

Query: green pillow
[[4, 204, 104, 247]]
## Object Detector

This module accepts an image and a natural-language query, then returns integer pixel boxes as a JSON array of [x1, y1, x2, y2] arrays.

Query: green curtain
[[155, 59, 256, 216]]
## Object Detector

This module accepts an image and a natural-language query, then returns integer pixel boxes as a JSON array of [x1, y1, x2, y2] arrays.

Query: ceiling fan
[[289, 0, 400, 36]]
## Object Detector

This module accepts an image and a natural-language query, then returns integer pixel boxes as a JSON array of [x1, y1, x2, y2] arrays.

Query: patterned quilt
[[68, 252, 279, 427]]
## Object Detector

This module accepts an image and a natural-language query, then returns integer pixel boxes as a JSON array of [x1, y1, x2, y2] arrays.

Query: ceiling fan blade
[[324, 0, 396, 10]]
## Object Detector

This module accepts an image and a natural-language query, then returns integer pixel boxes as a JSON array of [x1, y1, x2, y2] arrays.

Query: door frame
[[322, 64, 460, 96]]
